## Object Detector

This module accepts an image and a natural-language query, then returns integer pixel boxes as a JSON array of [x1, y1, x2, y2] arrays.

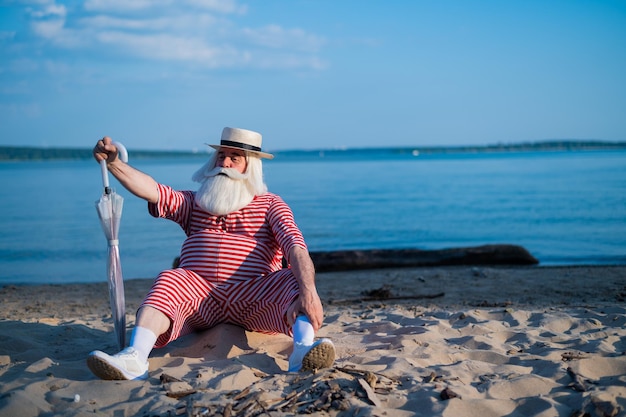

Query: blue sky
[[1, 0, 625, 151]]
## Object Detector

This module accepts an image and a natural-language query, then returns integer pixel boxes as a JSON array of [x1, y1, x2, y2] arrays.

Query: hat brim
[[208, 144, 274, 159]]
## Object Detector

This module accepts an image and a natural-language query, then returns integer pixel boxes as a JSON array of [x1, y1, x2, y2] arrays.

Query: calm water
[[1, 150, 625, 285]]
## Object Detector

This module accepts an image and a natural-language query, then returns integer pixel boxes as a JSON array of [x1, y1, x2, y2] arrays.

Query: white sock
[[129, 326, 158, 363], [292, 315, 315, 346]]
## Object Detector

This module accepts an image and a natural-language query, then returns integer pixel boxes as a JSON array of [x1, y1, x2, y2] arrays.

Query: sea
[[1, 149, 625, 285]]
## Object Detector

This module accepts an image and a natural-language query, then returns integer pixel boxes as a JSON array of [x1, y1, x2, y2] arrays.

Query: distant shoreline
[[1, 139, 625, 161]]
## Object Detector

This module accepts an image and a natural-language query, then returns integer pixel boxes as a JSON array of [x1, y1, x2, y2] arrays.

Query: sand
[[0, 265, 625, 416]]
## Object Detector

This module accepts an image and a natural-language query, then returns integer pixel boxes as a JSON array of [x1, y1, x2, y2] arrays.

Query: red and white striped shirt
[[148, 184, 307, 283]]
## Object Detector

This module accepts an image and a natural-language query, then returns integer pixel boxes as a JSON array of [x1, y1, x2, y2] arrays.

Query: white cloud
[[31, 18, 65, 39], [12, 0, 53, 5], [185, 0, 246, 14], [242, 24, 325, 52], [25, 0, 66, 39], [96, 31, 227, 66], [77, 14, 220, 34], [11, 0, 326, 71], [83, 0, 167, 12], [83, 0, 245, 14], [79, 15, 155, 30], [26, 2, 66, 18]]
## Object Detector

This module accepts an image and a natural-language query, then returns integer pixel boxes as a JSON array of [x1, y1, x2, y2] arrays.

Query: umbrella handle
[[100, 141, 129, 194], [100, 160, 110, 192], [113, 141, 129, 163]]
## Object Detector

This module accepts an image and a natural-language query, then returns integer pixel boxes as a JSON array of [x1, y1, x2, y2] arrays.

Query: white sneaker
[[87, 347, 149, 380], [288, 338, 335, 372]]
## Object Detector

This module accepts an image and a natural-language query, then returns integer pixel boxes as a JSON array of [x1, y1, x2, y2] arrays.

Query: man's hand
[[93, 136, 120, 165], [286, 287, 324, 331]]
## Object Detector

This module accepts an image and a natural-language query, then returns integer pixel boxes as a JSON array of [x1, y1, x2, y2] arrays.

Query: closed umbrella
[[95, 142, 128, 350]]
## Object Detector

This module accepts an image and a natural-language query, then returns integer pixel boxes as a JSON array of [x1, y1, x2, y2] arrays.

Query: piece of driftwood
[[309, 244, 538, 272], [172, 244, 538, 271]]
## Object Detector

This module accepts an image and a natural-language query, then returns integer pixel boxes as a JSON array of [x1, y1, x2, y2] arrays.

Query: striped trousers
[[140, 268, 300, 348]]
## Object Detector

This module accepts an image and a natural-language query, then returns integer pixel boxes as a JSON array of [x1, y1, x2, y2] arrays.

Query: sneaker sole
[[301, 341, 335, 371], [87, 355, 131, 380]]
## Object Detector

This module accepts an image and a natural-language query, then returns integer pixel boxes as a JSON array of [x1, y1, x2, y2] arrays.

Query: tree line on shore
[[1, 140, 625, 161], [0, 147, 208, 161]]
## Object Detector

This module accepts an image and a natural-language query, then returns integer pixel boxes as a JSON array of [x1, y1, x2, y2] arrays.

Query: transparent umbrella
[[95, 142, 129, 350]]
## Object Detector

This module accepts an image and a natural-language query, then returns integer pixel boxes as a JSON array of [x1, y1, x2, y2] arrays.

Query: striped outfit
[[143, 184, 307, 348]]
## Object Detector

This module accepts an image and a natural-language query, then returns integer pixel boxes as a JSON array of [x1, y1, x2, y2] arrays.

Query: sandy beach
[[1, 265, 625, 416]]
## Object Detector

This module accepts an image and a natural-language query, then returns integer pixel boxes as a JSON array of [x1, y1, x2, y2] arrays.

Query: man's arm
[[94, 136, 159, 203], [287, 245, 325, 331]]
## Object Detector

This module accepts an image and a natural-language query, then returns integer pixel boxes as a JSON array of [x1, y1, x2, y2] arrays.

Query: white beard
[[194, 167, 255, 216]]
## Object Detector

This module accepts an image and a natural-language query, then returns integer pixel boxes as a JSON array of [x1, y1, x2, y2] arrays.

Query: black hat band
[[220, 140, 262, 153]]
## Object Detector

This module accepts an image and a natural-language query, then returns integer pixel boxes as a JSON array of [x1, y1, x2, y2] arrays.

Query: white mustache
[[206, 167, 247, 181]]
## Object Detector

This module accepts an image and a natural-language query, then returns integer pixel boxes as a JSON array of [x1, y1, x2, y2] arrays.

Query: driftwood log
[[173, 244, 538, 272], [309, 244, 538, 272]]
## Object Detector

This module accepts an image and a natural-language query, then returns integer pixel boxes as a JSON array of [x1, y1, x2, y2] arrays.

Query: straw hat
[[208, 127, 274, 159]]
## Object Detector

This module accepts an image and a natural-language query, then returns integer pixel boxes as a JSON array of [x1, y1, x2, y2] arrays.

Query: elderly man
[[88, 127, 334, 380]]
